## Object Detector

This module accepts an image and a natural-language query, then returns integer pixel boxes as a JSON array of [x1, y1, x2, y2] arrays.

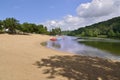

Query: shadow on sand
[[34, 55, 120, 80]]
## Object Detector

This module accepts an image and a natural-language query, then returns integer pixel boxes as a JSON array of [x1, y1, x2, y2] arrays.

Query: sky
[[0, 0, 120, 30]]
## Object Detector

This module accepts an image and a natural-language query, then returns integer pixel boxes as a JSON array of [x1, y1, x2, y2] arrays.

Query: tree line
[[0, 18, 61, 35], [68, 16, 120, 39]]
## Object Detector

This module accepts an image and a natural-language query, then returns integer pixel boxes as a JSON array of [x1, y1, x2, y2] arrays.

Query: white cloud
[[76, 0, 120, 24], [43, 0, 120, 31], [44, 15, 85, 30], [77, 0, 119, 18]]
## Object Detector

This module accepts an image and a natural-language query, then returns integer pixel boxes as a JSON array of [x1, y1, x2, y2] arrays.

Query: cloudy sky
[[0, 0, 120, 30]]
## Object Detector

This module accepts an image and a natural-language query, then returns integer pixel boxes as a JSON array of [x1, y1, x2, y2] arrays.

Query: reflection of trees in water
[[51, 42, 61, 49], [79, 41, 120, 55]]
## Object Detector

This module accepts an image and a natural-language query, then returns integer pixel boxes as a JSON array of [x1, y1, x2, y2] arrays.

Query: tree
[[50, 27, 61, 35], [37, 25, 48, 34], [0, 20, 4, 33], [20, 22, 37, 33], [68, 16, 120, 38], [0, 20, 3, 30], [93, 29, 100, 37], [81, 31, 85, 36], [3, 18, 19, 34], [107, 29, 115, 37], [19, 23, 48, 34], [0, 17, 50, 35]]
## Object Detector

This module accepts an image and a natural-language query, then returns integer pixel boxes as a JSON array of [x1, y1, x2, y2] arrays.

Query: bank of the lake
[[0, 34, 120, 80]]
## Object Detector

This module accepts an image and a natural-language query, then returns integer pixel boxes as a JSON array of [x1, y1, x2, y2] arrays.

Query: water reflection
[[79, 41, 120, 55], [47, 36, 120, 61]]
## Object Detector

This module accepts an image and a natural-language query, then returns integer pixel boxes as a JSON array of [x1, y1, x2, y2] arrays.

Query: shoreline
[[41, 39, 120, 62], [0, 34, 120, 80], [0, 34, 72, 80]]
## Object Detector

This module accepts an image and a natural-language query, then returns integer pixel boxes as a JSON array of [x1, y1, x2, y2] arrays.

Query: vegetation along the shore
[[67, 16, 120, 39], [0, 16, 120, 39], [0, 18, 61, 35]]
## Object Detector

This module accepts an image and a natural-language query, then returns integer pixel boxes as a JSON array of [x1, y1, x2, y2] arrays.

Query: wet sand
[[0, 34, 120, 80]]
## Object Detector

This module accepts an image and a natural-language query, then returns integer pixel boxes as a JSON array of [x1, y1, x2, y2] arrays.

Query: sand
[[0, 34, 70, 80], [0, 34, 120, 80]]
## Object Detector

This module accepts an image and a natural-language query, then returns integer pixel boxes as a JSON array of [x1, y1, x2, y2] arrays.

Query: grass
[[40, 42, 47, 46]]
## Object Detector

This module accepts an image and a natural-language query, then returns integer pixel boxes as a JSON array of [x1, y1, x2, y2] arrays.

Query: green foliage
[[107, 30, 115, 37], [61, 31, 71, 35], [37, 25, 48, 34], [20, 22, 37, 33], [0, 20, 3, 32], [3, 18, 19, 34], [18, 23, 48, 34], [0, 17, 49, 35], [40, 42, 47, 46], [68, 16, 120, 39], [50, 27, 61, 35]]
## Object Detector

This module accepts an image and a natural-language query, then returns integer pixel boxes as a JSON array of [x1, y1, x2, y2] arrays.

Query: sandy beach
[[0, 34, 70, 80], [0, 34, 120, 80]]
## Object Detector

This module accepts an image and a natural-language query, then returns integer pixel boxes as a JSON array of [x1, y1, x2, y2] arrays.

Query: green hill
[[68, 16, 120, 38]]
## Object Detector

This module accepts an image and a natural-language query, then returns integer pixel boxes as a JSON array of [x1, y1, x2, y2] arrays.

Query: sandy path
[[0, 34, 70, 80]]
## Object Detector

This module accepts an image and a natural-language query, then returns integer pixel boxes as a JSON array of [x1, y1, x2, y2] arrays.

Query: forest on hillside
[[68, 16, 120, 39]]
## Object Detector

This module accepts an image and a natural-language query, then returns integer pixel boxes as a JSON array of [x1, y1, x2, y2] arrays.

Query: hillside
[[68, 16, 120, 38]]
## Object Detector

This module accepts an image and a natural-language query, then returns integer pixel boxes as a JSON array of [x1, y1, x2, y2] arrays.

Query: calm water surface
[[47, 36, 120, 61]]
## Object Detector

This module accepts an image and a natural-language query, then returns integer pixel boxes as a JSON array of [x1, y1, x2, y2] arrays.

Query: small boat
[[50, 38, 57, 41], [57, 37, 62, 41]]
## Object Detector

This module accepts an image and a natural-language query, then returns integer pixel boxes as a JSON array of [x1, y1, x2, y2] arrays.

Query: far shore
[[0, 34, 120, 80]]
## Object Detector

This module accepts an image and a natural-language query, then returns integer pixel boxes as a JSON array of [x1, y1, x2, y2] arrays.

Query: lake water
[[47, 36, 120, 61]]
